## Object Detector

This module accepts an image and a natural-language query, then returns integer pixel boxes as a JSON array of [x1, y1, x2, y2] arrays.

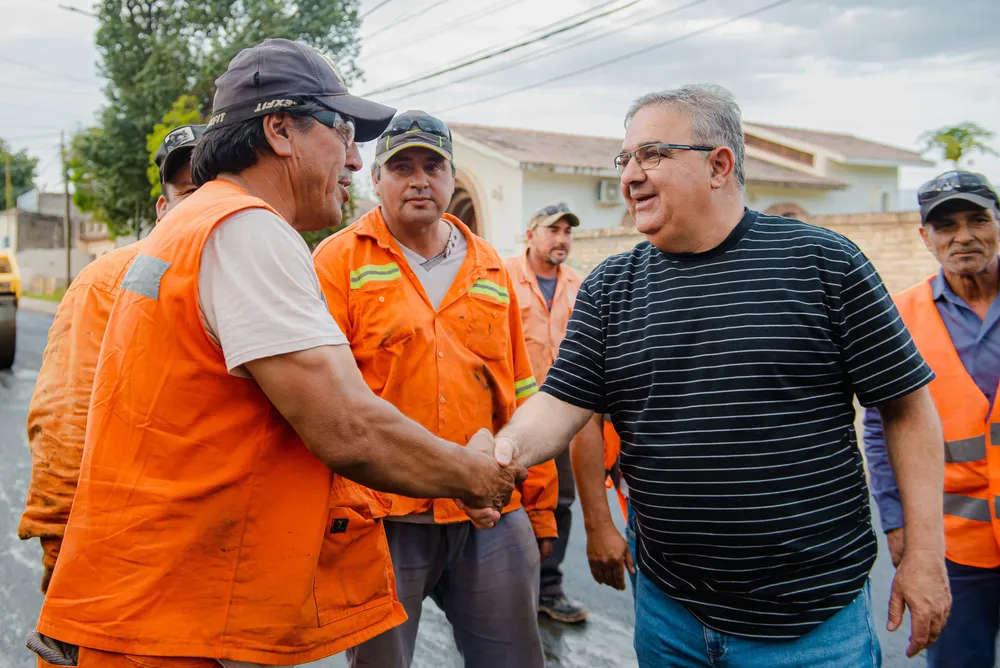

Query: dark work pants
[[540, 448, 576, 597], [925, 559, 1000, 668]]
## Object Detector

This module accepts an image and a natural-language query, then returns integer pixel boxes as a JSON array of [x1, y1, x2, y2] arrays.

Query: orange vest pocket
[[465, 293, 509, 360], [351, 282, 415, 353]]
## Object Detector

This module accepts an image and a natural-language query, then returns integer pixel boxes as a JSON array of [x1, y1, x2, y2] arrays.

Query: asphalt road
[[1, 310, 921, 668]]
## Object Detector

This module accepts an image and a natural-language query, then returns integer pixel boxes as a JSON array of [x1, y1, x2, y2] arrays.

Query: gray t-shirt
[[396, 221, 467, 310], [197, 208, 348, 377]]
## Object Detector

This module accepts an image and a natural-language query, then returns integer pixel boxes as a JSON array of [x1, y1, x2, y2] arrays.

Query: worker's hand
[[456, 429, 526, 529], [40, 564, 54, 594], [886, 528, 904, 568], [538, 538, 554, 562], [585, 521, 634, 591], [887, 548, 951, 657]]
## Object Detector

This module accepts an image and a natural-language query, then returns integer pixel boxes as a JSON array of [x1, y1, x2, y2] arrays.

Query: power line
[[436, 0, 800, 115], [362, 0, 643, 96], [360, 0, 396, 20], [360, 0, 459, 42], [0, 55, 98, 86], [3, 82, 99, 96], [384, 0, 710, 106], [58, 3, 97, 17], [365, 0, 533, 60]]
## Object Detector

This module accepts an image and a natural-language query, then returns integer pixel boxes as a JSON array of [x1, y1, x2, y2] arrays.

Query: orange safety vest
[[602, 417, 629, 522], [895, 277, 1000, 569], [37, 180, 404, 663]]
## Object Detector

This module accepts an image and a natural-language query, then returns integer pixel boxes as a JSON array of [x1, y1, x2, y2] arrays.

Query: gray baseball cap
[[206, 38, 396, 142], [918, 170, 1000, 222]]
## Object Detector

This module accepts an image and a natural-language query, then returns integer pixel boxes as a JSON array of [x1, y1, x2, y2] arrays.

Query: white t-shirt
[[197, 208, 348, 377]]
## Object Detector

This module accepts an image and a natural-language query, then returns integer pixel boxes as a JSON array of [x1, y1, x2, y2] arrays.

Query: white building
[[442, 122, 931, 258]]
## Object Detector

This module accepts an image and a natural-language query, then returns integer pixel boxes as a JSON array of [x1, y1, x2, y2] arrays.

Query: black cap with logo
[[154, 124, 207, 184], [918, 170, 1000, 222], [205, 38, 396, 142]]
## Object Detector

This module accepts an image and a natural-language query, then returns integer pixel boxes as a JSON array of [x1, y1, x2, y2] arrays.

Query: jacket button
[[492, 312, 498, 318], [379, 296, 385, 303], [440, 396, 446, 404], [438, 351, 444, 358]]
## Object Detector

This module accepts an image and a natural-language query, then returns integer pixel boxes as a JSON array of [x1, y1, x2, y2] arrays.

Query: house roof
[[450, 123, 844, 189], [744, 122, 932, 166]]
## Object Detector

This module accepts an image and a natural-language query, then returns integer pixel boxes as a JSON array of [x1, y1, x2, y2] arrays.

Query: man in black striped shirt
[[484, 85, 951, 666]]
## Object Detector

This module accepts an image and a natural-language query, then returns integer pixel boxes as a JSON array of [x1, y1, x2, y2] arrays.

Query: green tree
[[919, 122, 998, 167], [0, 140, 39, 210], [145, 95, 205, 199], [71, 0, 363, 237]]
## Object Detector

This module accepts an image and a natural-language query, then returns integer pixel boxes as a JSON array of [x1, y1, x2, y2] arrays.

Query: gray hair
[[624, 84, 745, 190]]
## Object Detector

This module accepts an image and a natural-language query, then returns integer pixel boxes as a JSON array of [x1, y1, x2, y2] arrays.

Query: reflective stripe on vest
[[946, 435, 987, 463], [469, 278, 510, 304], [350, 262, 401, 289], [944, 493, 991, 522]]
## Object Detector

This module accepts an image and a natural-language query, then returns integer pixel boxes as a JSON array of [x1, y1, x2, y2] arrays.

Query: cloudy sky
[[3, 0, 998, 202]]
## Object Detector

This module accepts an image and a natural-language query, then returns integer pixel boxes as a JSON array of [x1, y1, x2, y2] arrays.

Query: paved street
[[1, 310, 920, 668]]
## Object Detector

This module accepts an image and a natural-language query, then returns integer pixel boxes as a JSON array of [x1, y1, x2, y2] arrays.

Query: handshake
[[454, 428, 527, 529]]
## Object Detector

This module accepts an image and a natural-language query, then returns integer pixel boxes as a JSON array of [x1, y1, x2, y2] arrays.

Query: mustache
[[337, 169, 353, 187]]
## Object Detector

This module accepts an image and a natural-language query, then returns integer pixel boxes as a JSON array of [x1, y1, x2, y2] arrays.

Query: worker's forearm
[[497, 391, 593, 468], [881, 386, 945, 554], [571, 419, 615, 532], [314, 393, 482, 502]]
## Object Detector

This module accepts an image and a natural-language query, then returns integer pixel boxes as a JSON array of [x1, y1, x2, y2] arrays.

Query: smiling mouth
[[632, 193, 656, 205]]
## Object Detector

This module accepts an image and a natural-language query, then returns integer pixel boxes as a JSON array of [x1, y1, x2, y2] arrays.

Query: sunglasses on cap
[[533, 203, 572, 218], [382, 112, 452, 141], [918, 171, 998, 205]]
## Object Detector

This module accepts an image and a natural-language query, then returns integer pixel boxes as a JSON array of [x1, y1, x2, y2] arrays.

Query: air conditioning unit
[[596, 179, 622, 205]]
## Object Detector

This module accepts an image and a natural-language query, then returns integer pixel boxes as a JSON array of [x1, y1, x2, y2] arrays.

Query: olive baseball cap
[[153, 124, 206, 184], [528, 203, 580, 231], [374, 110, 453, 166], [206, 38, 396, 142]]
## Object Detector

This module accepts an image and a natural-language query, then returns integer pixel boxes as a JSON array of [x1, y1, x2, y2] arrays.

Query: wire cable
[[360, 0, 396, 20], [383, 0, 710, 105], [362, 0, 644, 96], [436, 0, 799, 115], [0, 55, 98, 86], [360, 0, 460, 42]]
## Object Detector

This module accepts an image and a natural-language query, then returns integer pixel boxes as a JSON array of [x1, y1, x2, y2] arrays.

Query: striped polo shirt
[[541, 209, 934, 639]]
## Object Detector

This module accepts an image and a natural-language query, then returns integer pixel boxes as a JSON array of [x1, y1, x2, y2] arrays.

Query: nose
[[620, 155, 645, 191], [345, 141, 363, 173]]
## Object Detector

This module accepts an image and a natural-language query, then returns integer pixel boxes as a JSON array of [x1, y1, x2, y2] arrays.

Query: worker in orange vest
[[864, 170, 1000, 667], [313, 110, 557, 668], [572, 412, 635, 593], [28, 40, 522, 668], [18, 124, 204, 594], [505, 203, 594, 623]]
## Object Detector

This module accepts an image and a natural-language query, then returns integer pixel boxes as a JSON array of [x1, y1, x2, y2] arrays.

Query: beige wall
[[565, 211, 939, 295]]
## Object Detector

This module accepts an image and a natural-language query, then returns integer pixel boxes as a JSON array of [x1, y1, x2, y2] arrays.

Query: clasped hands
[[453, 428, 524, 529]]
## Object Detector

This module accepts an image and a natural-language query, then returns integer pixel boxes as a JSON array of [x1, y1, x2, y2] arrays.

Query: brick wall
[[566, 212, 939, 295]]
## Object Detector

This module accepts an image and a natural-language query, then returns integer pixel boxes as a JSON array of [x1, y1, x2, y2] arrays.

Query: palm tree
[[919, 122, 998, 167]]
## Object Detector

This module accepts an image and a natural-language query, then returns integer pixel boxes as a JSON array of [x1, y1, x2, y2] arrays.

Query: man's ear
[[708, 146, 736, 189], [262, 113, 295, 157], [155, 195, 167, 221]]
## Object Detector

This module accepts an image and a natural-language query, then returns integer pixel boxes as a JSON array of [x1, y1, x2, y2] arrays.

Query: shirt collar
[[931, 270, 948, 302]]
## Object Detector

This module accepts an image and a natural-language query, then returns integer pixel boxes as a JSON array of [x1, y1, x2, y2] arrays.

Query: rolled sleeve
[[541, 269, 606, 412]]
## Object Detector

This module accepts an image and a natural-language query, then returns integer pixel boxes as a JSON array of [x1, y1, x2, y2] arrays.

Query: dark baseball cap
[[918, 170, 1000, 222], [154, 124, 206, 184], [206, 38, 396, 142], [374, 110, 453, 166]]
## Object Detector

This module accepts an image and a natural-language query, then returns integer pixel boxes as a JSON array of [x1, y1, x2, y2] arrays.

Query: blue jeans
[[925, 559, 1000, 668], [633, 572, 881, 667], [625, 500, 637, 597]]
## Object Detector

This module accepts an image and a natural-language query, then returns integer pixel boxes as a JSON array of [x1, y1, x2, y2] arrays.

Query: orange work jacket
[[504, 251, 581, 384], [313, 208, 558, 539], [19, 243, 139, 579], [895, 277, 1000, 569], [37, 180, 404, 663], [602, 416, 629, 522]]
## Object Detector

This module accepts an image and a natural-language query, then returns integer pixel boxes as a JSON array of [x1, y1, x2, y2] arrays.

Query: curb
[[19, 297, 60, 316]]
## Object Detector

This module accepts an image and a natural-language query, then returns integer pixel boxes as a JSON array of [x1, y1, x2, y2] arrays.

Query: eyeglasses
[[918, 170, 998, 205], [614, 142, 716, 175], [310, 110, 356, 147], [383, 112, 452, 141]]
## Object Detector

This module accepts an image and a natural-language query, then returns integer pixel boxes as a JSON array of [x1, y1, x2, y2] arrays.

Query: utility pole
[[4, 151, 11, 211], [62, 131, 71, 288]]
